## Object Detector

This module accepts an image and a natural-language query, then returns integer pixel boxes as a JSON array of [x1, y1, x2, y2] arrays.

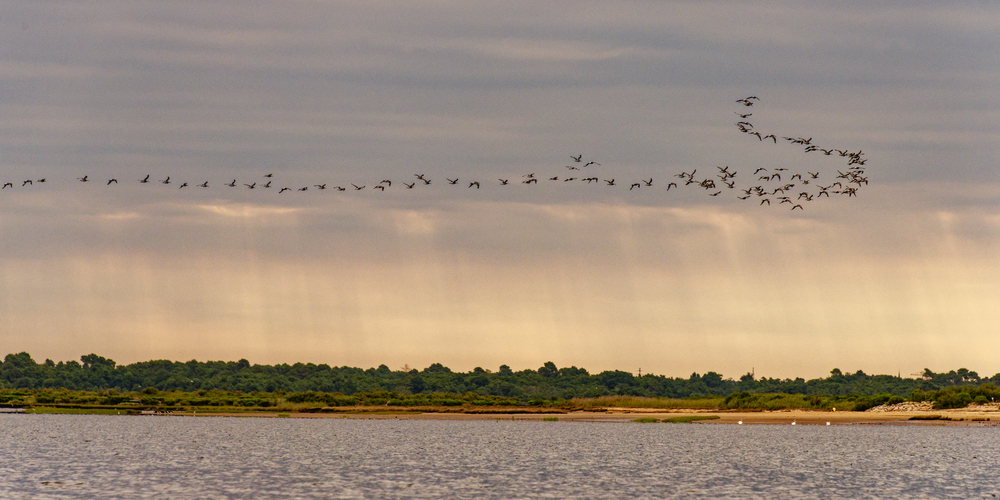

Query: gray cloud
[[2, 0, 999, 377]]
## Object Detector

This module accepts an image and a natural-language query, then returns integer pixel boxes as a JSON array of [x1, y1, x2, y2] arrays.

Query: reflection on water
[[1, 415, 998, 499]]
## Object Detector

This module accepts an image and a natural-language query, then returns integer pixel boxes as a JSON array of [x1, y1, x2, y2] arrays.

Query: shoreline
[[172, 407, 1000, 426]]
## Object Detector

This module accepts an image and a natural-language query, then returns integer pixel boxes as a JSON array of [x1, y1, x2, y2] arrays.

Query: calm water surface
[[2, 415, 998, 499]]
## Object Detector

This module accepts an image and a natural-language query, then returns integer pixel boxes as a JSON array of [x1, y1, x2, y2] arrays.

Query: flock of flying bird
[[1, 97, 867, 211]]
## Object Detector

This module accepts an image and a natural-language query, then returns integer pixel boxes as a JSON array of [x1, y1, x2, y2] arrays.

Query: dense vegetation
[[2, 353, 998, 411]]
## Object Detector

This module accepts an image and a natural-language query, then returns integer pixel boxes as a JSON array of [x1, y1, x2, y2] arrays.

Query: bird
[[244, 183, 256, 189], [498, 179, 509, 185], [279, 187, 291, 193], [630, 183, 640, 190], [605, 179, 615, 186], [380, 180, 391, 186], [107, 179, 117, 185], [298, 186, 308, 191], [78, 176, 89, 182], [226, 179, 237, 187], [352, 184, 365, 190], [160, 177, 171, 184], [643, 178, 653, 187], [447, 178, 458, 184], [263, 181, 272, 188], [139, 175, 150, 183], [264, 173, 273, 178], [22, 180, 33, 186], [403, 182, 415, 189], [469, 181, 480, 189], [199, 182, 209, 188], [571, 154, 582, 162], [179, 182, 188, 189], [2, 183, 12, 189], [373, 185, 384, 191], [315, 184, 327, 190], [584, 161, 600, 167]]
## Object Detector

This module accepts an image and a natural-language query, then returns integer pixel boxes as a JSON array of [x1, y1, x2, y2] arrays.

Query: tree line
[[3, 352, 998, 403]]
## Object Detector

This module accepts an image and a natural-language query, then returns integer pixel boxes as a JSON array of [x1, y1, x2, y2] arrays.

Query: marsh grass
[[542, 417, 559, 421], [631, 417, 660, 423], [661, 415, 721, 423], [572, 396, 723, 409]]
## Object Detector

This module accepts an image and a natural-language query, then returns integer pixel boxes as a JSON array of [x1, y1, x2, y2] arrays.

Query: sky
[[1, 1, 998, 380]]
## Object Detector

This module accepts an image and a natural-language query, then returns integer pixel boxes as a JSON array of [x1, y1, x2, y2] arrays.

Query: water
[[1, 415, 998, 499]]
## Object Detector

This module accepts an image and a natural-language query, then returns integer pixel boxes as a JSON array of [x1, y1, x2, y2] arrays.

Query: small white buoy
[[738, 420, 743, 425], [826, 422, 831, 426], [791, 421, 796, 425]]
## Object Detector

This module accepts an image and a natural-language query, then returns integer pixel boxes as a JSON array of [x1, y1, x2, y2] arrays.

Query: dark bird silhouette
[[352, 184, 365, 190], [605, 179, 615, 186], [160, 177, 170, 185], [78, 176, 89, 182], [469, 181, 480, 189], [315, 184, 327, 190], [279, 187, 291, 193], [107, 179, 117, 185], [2, 182, 12, 189], [630, 183, 640, 190], [571, 154, 582, 162], [179, 182, 188, 189], [139, 175, 150, 183], [199, 182, 209, 188], [23, 180, 33, 186], [584, 161, 600, 167], [373, 185, 384, 191], [227, 179, 237, 187], [499, 179, 509, 185], [245, 183, 256, 189], [447, 178, 458, 184], [643, 178, 653, 187], [403, 182, 415, 189]]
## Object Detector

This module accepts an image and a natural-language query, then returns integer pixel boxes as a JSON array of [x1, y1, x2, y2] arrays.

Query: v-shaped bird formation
[[1, 96, 867, 211]]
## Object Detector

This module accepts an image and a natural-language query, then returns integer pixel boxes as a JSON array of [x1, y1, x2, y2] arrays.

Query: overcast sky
[[2, 1, 998, 379]]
